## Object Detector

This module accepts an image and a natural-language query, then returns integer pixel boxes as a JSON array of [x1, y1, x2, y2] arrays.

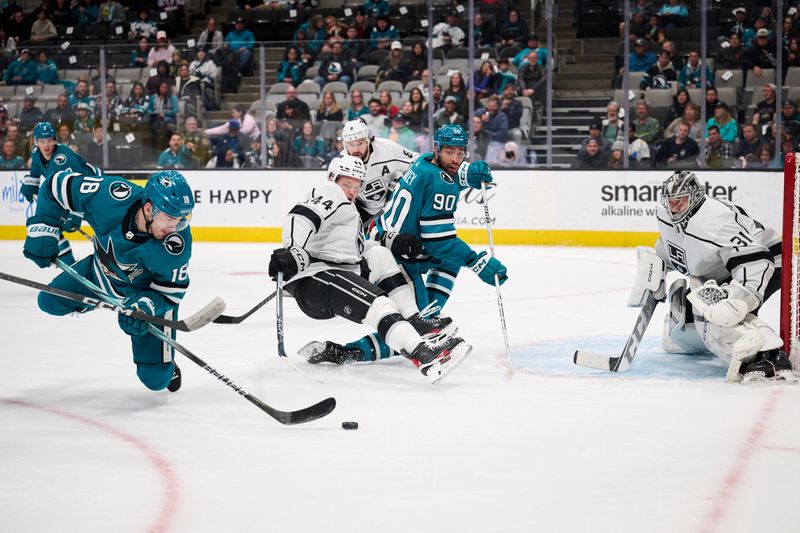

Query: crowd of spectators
[[574, 0, 800, 169]]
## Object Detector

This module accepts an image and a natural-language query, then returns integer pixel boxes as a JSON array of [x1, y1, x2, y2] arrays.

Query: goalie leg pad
[[662, 279, 706, 353], [691, 313, 764, 382]]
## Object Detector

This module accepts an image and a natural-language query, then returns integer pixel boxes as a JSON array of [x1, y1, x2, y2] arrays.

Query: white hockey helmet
[[661, 170, 705, 224], [341, 119, 370, 144], [328, 154, 367, 183]]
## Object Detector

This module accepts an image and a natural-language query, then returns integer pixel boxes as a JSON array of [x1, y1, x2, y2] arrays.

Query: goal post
[[783, 152, 798, 364]]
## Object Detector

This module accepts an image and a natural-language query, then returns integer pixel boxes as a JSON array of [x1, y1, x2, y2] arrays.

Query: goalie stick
[[54, 259, 336, 425], [0, 268, 225, 332], [573, 290, 660, 372]]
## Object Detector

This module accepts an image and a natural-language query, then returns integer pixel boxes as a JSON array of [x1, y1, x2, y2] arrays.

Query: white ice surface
[[1, 241, 798, 533]]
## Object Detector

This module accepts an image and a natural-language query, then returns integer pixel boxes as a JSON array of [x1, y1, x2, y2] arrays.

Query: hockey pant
[[345, 259, 461, 362], [663, 271, 782, 365], [285, 252, 421, 356], [37, 255, 177, 391]]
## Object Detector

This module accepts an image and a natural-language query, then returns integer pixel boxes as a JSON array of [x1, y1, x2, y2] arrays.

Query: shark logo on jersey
[[363, 178, 386, 201], [164, 233, 185, 255], [109, 181, 132, 200], [54, 154, 67, 165], [95, 238, 143, 283], [440, 171, 454, 184], [666, 241, 689, 275]]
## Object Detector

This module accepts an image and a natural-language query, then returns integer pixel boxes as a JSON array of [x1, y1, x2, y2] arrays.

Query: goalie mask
[[661, 170, 705, 224]]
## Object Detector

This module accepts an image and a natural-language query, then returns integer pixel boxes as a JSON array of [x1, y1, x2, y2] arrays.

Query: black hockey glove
[[268, 246, 310, 282], [380, 231, 423, 258]]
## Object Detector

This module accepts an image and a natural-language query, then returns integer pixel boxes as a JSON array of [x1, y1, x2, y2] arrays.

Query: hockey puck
[[341, 421, 359, 430]]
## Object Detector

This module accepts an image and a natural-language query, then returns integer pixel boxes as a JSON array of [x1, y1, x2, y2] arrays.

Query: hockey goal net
[[783, 152, 799, 365]]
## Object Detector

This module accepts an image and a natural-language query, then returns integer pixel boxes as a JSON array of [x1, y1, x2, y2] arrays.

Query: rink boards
[[0, 169, 781, 246]]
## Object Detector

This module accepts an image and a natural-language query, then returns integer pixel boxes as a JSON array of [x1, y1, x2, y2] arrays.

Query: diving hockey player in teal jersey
[[21, 122, 102, 264], [23, 169, 194, 392], [300, 124, 509, 364]]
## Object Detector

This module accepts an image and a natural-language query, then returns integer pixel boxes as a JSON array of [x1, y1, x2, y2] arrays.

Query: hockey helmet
[[434, 124, 469, 149], [661, 170, 705, 224], [144, 170, 194, 230], [341, 119, 370, 143], [33, 121, 56, 141], [328, 154, 367, 183]]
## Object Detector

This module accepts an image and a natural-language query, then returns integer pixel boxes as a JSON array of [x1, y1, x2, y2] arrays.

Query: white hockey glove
[[686, 280, 754, 328], [627, 246, 666, 307]]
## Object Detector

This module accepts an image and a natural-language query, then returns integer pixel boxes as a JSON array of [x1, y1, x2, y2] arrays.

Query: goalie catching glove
[[380, 231, 423, 258], [686, 280, 758, 328], [627, 246, 666, 307], [268, 246, 310, 282], [468, 251, 508, 286]]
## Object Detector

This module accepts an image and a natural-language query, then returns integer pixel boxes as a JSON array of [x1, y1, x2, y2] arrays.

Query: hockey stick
[[213, 291, 277, 324], [0, 268, 225, 332], [573, 291, 660, 372], [54, 259, 336, 425], [480, 182, 512, 373], [275, 272, 325, 384], [75, 226, 274, 327]]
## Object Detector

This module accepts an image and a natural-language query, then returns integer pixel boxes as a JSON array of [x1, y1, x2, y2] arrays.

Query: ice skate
[[406, 336, 473, 385], [407, 312, 457, 341], [741, 350, 798, 383], [298, 341, 363, 365], [167, 363, 182, 392]]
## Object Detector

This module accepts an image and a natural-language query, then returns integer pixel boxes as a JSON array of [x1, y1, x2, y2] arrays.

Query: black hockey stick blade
[[213, 291, 276, 324], [251, 395, 337, 425], [573, 291, 660, 373], [0, 269, 225, 332]]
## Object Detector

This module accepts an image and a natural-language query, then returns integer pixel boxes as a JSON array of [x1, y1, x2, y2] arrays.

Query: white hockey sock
[[363, 295, 422, 354]]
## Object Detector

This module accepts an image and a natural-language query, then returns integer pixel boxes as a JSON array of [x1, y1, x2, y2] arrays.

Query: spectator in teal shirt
[[512, 34, 549, 68], [2, 49, 37, 85], [362, 0, 390, 17], [294, 120, 325, 159], [224, 18, 255, 75], [705, 101, 738, 143], [157, 133, 195, 169], [35, 50, 59, 84], [0, 139, 25, 169], [370, 16, 399, 50]]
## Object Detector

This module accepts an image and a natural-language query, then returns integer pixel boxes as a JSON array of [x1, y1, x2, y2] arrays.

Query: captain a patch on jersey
[[53, 153, 67, 165], [164, 233, 185, 255], [109, 181, 132, 200]]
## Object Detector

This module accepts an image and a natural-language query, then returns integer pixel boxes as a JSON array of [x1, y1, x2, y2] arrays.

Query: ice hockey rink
[[1, 239, 798, 533]]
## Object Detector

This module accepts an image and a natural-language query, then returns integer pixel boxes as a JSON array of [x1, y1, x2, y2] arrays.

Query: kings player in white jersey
[[629, 170, 793, 382], [340, 119, 419, 225], [267, 155, 471, 384]]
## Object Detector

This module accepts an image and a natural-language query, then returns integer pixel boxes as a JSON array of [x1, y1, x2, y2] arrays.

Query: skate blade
[[428, 343, 473, 385]]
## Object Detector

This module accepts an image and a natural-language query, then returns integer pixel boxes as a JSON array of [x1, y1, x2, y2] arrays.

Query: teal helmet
[[144, 170, 194, 230], [33, 121, 56, 141], [433, 124, 468, 149]]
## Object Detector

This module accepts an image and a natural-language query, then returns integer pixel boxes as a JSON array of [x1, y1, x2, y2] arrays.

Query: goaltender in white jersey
[[628, 170, 792, 382], [340, 119, 418, 222]]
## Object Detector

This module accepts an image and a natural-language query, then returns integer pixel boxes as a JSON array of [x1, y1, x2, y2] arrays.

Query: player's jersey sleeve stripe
[[725, 250, 774, 272], [420, 214, 454, 222], [50, 171, 80, 211], [150, 281, 187, 303], [421, 232, 457, 242], [289, 205, 322, 232], [420, 217, 454, 226]]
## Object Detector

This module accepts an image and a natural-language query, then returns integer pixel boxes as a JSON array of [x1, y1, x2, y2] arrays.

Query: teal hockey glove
[[458, 160, 494, 189], [20, 174, 39, 203], [118, 294, 166, 337], [468, 251, 508, 286], [23, 215, 62, 268]]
